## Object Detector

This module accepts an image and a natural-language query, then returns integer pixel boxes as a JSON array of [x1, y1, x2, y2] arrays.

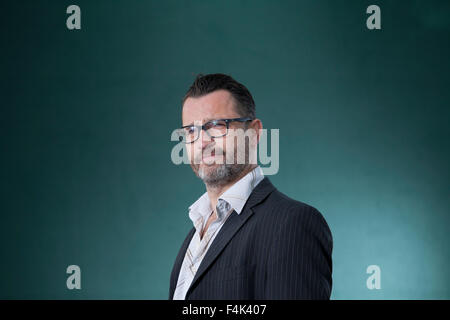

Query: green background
[[1, 0, 449, 299]]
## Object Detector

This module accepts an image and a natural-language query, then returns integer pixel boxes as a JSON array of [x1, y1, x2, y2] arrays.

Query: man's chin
[[200, 160, 221, 167], [198, 162, 223, 177], [198, 162, 221, 175]]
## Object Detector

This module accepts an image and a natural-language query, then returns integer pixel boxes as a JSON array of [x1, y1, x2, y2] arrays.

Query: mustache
[[194, 146, 225, 162]]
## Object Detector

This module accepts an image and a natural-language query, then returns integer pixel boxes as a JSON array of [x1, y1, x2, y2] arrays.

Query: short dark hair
[[182, 73, 256, 119]]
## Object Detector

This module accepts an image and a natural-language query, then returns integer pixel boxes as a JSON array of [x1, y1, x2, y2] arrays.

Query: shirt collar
[[188, 166, 265, 227]]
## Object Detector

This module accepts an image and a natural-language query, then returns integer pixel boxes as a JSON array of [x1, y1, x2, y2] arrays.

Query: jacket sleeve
[[264, 205, 333, 299]]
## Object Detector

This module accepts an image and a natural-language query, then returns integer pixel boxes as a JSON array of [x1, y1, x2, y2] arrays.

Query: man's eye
[[206, 121, 225, 129], [187, 127, 196, 134]]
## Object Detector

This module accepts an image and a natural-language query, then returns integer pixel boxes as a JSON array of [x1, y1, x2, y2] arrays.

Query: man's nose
[[199, 128, 214, 148]]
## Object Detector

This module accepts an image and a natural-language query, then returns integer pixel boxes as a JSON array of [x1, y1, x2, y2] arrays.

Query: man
[[169, 73, 333, 300]]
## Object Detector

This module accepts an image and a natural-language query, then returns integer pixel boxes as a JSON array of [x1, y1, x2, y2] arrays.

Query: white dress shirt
[[172, 165, 264, 300]]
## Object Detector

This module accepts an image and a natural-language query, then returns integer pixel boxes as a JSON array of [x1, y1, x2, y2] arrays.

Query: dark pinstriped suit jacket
[[169, 176, 333, 300]]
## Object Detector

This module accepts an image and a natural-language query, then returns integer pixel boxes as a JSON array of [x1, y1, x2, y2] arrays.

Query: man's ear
[[252, 119, 263, 144], [245, 119, 262, 146]]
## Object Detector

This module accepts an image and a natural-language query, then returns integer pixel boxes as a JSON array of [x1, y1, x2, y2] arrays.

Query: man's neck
[[206, 164, 257, 214]]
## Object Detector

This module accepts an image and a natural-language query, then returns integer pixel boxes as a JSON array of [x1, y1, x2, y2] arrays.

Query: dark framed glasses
[[177, 117, 253, 144]]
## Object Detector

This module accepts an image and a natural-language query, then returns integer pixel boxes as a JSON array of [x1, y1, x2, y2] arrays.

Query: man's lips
[[202, 150, 216, 159]]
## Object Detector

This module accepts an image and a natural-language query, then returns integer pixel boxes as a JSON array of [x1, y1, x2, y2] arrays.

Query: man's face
[[182, 89, 259, 187]]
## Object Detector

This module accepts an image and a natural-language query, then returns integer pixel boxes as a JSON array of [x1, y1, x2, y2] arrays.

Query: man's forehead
[[182, 90, 239, 125]]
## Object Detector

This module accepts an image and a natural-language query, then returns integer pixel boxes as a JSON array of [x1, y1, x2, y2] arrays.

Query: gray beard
[[198, 163, 247, 188]]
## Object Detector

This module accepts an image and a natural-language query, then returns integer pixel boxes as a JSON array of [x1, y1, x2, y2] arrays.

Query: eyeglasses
[[177, 117, 253, 144]]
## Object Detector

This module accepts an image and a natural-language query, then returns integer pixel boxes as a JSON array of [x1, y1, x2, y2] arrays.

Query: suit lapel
[[185, 176, 276, 299], [169, 226, 195, 299]]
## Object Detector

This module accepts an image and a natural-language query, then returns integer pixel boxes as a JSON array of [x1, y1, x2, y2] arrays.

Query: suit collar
[[183, 176, 276, 299]]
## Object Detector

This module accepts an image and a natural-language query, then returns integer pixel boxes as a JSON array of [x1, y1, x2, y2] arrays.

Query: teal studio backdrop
[[1, 0, 449, 299]]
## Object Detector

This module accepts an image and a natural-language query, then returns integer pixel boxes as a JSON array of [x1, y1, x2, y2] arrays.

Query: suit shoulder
[[267, 189, 319, 216], [265, 189, 331, 234]]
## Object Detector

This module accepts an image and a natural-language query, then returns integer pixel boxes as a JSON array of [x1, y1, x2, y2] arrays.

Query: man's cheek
[[189, 162, 199, 175], [186, 145, 196, 164]]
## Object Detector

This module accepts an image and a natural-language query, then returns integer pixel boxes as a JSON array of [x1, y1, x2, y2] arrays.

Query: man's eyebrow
[[183, 118, 215, 127]]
